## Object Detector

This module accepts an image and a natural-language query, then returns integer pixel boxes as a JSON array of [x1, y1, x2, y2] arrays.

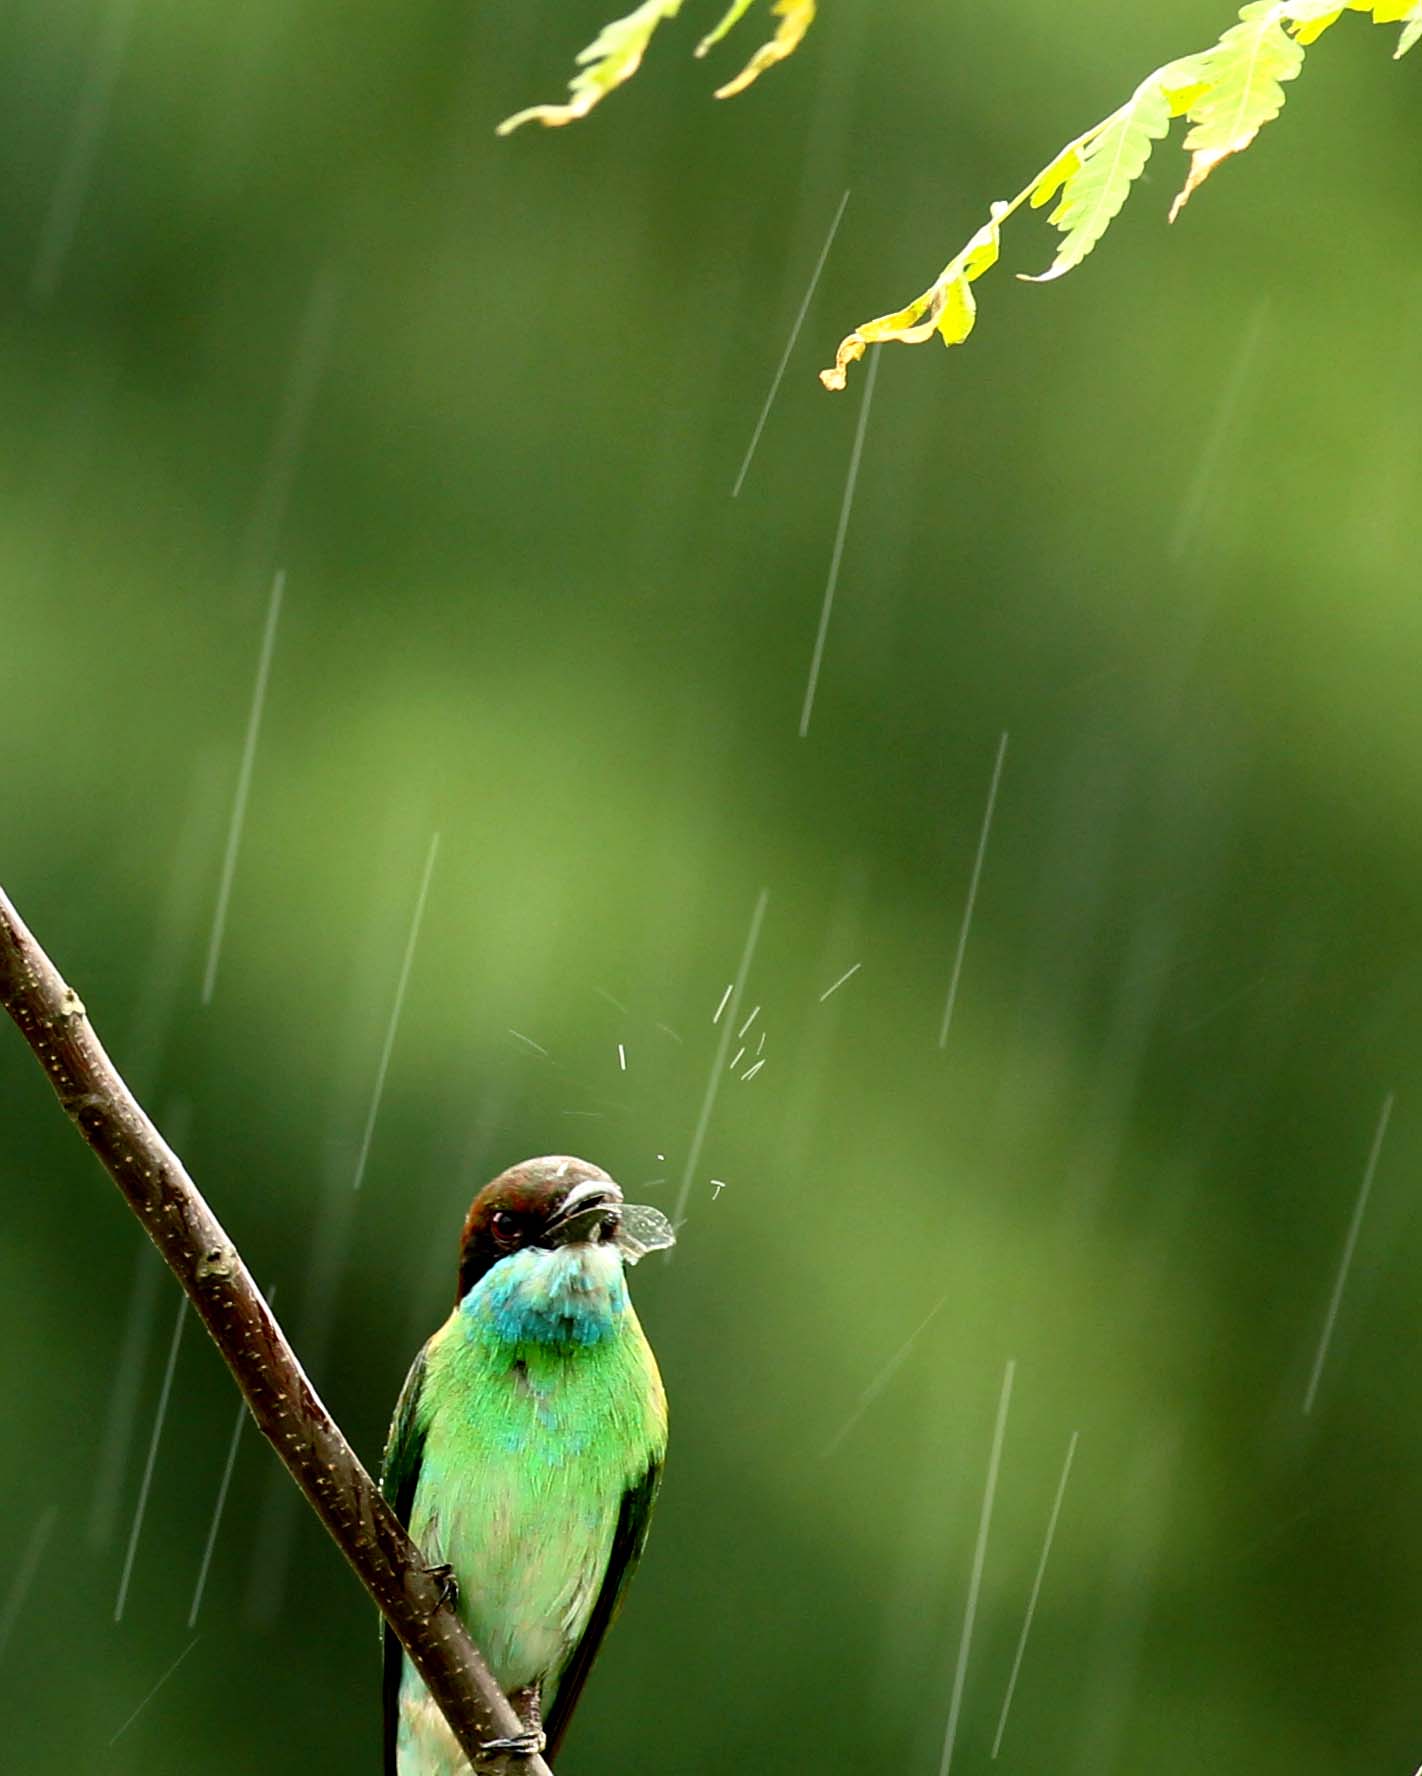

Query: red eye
[[490, 1209, 520, 1246]]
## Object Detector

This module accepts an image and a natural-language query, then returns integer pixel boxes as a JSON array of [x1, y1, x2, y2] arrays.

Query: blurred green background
[[2, 2, 1420, 1770]]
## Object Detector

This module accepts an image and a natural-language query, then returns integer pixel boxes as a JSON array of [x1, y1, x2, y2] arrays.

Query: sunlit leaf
[[1333, 1, 1421, 51], [497, 0, 685, 134], [823, 0, 1416, 390], [1169, 4, 1307, 222], [1159, 53, 1216, 117], [1022, 79, 1172, 281], [696, 0, 756, 57], [713, 0, 817, 100], [1289, 7, 1344, 45], [1028, 141, 1086, 210], [821, 212, 1001, 390], [1291, 1, 1412, 26], [498, 0, 813, 131]]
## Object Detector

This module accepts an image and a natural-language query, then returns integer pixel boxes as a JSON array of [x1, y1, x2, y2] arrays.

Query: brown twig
[[0, 883, 551, 1776]]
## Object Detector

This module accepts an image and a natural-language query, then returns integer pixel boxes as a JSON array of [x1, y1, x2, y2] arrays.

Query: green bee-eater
[[380, 1156, 672, 1773]]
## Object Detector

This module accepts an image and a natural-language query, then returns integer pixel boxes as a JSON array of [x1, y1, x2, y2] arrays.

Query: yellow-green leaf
[[822, 0, 1416, 389], [820, 213, 1001, 389], [1286, 0, 1415, 32], [1283, 0, 1361, 43], [696, 0, 756, 57], [1170, 2, 1307, 220], [1290, 9, 1344, 44], [497, 0, 684, 134], [1023, 78, 1172, 282], [713, 0, 816, 100], [1384, 0, 1420, 50], [935, 277, 979, 347], [1028, 141, 1086, 210], [1184, 4, 1307, 154], [1154, 53, 1215, 116]]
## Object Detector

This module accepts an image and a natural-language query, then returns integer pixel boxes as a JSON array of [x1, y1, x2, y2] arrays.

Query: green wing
[[379, 1343, 429, 1776], [544, 1456, 663, 1759]]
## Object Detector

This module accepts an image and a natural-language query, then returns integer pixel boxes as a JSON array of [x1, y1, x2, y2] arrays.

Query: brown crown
[[455, 1154, 616, 1301]]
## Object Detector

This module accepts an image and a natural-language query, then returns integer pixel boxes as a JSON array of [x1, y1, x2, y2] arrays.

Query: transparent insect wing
[[616, 1203, 676, 1264]]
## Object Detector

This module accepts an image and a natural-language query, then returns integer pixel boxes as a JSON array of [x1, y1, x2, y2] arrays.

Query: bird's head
[[456, 1155, 628, 1301]]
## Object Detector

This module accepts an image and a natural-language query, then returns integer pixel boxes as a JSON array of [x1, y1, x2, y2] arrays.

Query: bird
[[380, 1155, 670, 1773]]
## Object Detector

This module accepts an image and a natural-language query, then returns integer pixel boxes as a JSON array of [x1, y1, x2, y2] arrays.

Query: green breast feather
[[380, 1240, 666, 1774]]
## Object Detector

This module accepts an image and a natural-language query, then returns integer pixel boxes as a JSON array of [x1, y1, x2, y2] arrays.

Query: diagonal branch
[[0, 883, 551, 1776]]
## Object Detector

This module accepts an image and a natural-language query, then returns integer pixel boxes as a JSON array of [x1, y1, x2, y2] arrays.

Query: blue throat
[[464, 1241, 629, 1348]]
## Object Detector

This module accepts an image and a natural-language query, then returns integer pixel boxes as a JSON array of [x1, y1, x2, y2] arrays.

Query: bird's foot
[[479, 1729, 547, 1757], [423, 1562, 459, 1611], [480, 1683, 544, 1761]]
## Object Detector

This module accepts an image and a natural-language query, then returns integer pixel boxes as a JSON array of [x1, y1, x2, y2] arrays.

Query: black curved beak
[[544, 1177, 624, 1245]]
